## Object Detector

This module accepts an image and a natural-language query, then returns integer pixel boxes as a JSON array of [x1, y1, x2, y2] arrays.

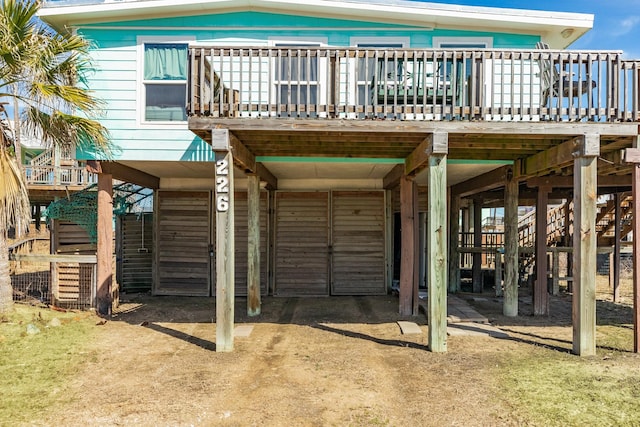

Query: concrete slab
[[234, 325, 254, 338], [447, 322, 509, 338], [397, 321, 423, 335], [446, 295, 489, 324]]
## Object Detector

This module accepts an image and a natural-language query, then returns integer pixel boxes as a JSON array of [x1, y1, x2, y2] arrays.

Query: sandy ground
[[33, 278, 635, 427]]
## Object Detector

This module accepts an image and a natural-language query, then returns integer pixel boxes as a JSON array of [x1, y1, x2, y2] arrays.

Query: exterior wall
[[77, 11, 540, 162]]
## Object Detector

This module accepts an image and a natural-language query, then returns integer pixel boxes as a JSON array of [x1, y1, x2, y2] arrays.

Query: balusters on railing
[[187, 46, 633, 122]]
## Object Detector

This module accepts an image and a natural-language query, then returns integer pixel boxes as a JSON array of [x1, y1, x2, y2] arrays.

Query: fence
[[10, 253, 97, 310]]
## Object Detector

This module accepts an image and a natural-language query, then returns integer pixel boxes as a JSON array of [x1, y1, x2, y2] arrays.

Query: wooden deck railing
[[24, 165, 97, 187], [188, 46, 640, 122]]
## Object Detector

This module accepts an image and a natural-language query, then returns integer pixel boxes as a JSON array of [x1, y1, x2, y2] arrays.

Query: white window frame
[[433, 37, 496, 112], [268, 37, 328, 111], [137, 35, 195, 127], [432, 37, 493, 49], [349, 38, 410, 108]]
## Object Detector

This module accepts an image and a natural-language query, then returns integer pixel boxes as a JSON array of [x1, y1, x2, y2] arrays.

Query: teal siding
[[76, 11, 541, 162]]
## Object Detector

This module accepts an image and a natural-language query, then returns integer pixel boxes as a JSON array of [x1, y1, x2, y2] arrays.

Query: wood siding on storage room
[[154, 191, 211, 296], [274, 192, 330, 296], [331, 191, 386, 295]]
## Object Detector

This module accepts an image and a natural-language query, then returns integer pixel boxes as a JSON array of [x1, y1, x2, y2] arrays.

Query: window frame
[[349, 37, 410, 107], [137, 36, 195, 127], [268, 37, 328, 111]]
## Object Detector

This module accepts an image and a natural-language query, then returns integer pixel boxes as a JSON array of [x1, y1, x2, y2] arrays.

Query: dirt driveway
[[37, 290, 634, 426]]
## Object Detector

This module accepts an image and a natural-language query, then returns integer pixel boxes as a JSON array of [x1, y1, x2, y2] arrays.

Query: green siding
[[76, 11, 540, 162]]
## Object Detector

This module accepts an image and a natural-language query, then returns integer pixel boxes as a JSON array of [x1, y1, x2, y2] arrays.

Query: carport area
[[38, 287, 635, 425]]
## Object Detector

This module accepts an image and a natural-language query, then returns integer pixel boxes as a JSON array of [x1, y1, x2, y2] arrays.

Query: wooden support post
[[564, 200, 573, 293], [494, 250, 502, 297], [472, 198, 483, 293], [573, 135, 599, 356], [534, 186, 550, 315], [634, 164, 640, 353], [399, 175, 418, 316], [428, 153, 447, 352], [212, 129, 235, 352], [34, 204, 41, 231], [623, 146, 640, 353], [613, 192, 622, 302], [552, 249, 560, 295], [504, 170, 519, 316], [96, 172, 113, 316], [448, 193, 461, 293], [385, 190, 394, 292], [247, 174, 261, 316]]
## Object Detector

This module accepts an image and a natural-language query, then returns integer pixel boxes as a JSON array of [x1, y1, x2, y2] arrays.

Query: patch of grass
[[0, 305, 99, 425], [496, 349, 640, 426]]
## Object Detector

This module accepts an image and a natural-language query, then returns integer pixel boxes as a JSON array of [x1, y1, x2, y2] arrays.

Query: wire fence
[[11, 255, 97, 310]]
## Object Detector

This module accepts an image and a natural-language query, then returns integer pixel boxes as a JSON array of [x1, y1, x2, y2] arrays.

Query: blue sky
[[425, 0, 640, 58]]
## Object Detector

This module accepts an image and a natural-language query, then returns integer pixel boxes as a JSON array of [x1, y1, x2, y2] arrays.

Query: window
[[274, 43, 320, 106], [350, 38, 409, 105], [142, 43, 188, 122]]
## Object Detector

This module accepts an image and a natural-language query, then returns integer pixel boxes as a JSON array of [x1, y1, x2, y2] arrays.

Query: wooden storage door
[[331, 191, 386, 295], [117, 213, 153, 293], [155, 191, 211, 296], [229, 191, 269, 296], [274, 192, 329, 296]]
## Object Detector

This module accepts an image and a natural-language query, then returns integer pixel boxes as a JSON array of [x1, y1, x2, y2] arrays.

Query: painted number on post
[[215, 159, 229, 212]]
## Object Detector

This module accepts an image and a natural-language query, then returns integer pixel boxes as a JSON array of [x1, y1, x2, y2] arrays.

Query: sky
[[425, 0, 640, 58]]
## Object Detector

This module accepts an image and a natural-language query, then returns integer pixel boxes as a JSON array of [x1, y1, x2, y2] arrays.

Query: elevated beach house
[[39, 0, 640, 354]]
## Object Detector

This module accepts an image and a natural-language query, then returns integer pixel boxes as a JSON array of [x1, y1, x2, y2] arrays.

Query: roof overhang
[[39, 0, 593, 48]]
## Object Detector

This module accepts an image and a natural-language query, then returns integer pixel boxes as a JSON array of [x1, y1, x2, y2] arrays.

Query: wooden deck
[[188, 46, 640, 123]]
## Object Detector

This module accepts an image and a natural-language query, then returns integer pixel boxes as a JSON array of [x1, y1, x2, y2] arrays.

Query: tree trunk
[[0, 230, 14, 314]]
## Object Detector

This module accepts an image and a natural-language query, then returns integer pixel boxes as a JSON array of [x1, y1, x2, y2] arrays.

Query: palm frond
[[1, 0, 113, 160], [0, 147, 30, 234]]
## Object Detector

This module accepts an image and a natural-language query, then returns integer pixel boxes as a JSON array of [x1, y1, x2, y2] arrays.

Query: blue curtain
[[144, 43, 187, 80]]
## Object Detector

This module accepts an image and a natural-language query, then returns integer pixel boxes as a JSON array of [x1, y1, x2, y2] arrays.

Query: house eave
[[39, 0, 593, 48]]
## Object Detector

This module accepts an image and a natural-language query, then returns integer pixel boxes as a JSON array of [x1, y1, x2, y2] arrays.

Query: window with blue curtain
[[143, 43, 188, 122]]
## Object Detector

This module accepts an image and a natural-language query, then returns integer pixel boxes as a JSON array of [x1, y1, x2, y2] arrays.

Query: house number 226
[[215, 159, 229, 212]]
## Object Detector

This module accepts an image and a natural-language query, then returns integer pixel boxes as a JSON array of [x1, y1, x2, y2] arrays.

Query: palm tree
[[0, 0, 110, 313]]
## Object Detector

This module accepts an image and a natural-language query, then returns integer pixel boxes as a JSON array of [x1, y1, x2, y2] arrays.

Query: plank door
[[331, 191, 386, 295], [228, 191, 269, 296], [117, 213, 153, 293], [154, 191, 211, 296], [274, 192, 330, 296]]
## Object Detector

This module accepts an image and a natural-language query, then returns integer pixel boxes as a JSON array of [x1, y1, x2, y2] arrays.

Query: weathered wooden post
[[613, 192, 622, 302], [399, 174, 418, 316], [96, 170, 113, 316], [472, 197, 483, 293], [212, 129, 235, 352], [573, 134, 599, 356], [448, 193, 460, 293], [503, 166, 519, 316], [427, 132, 448, 352], [247, 174, 261, 316], [534, 186, 550, 315], [623, 145, 640, 353]]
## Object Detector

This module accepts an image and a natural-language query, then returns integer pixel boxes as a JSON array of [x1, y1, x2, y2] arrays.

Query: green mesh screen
[[45, 184, 152, 243]]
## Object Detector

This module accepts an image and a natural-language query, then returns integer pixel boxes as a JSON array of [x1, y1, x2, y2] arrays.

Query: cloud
[[610, 16, 640, 37]]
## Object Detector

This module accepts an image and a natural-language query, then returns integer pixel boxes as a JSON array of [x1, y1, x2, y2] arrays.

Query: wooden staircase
[[516, 194, 633, 285], [595, 193, 633, 246]]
